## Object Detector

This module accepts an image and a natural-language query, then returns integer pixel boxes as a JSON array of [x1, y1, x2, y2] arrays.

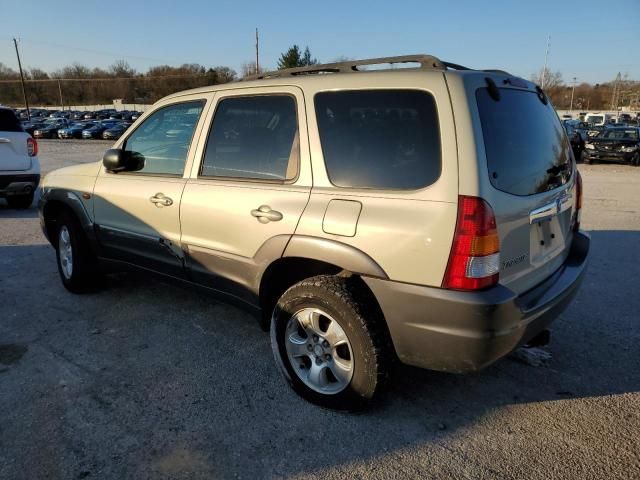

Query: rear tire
[[55, 211, 100, 293], [6, 193, 34, 209], [270, 275, 390, 411]]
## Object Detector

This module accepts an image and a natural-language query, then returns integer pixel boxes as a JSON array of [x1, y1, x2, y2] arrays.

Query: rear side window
[[476, 88, 572, 196], [201, 95, 299, 181], [315, 90, 441, 190], [0, 109, 23, 132]]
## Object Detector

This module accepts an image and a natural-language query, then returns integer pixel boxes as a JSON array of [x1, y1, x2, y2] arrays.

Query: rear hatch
[[473, 79, 577, 295], [0, 109, 32, 171]]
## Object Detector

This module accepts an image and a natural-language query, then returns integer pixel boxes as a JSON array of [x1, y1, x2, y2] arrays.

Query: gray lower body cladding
[[364, 231, 590, 373]]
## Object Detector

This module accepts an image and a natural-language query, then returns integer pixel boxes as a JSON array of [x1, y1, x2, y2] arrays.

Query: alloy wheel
[[285, 308, 354, 394]]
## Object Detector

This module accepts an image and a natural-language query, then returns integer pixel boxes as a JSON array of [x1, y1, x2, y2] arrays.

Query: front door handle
[[150, 193, 173, 207], [251, 205, 283, 223]]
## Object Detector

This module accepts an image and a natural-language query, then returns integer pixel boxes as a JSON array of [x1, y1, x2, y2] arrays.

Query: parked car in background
[[583, 127, 640, 165], [102, 122, 131, 140], [81, 120, 120, 139], [0, 106, 40, 209], [564, 122, 585, 161], [21, 120, 37, 136], [120, 110, 136, 121], [130, 111, 143, 121], [33, 118, 70, 138], [618, 113, 632, 124], [50, 111, 71, 119], [58, 122, 96, 139], [585, 112, 614, 126], [94, 109, 117, 120]]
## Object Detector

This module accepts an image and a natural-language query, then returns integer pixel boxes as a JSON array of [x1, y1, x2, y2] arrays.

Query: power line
[[0, 72, 216, 84], [14, 37, 189, 65]]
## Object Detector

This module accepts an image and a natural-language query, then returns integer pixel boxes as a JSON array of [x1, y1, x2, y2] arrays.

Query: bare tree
[[109, 60, 136, 77], [531, 68, 564, 90], [241, 61, 263, 77]]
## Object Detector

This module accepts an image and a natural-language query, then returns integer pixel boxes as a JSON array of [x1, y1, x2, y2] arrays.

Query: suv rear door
[[180, 86, 312, 304], [466, 76, 577, 295], [0, 109, 31, 171]]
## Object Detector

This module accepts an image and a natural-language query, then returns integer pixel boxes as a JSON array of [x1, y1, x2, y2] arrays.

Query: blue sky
[[1, 0, 639, 83]]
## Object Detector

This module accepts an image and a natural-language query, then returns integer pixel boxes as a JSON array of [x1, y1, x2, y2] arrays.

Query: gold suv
[[39, 55, 590, 410]]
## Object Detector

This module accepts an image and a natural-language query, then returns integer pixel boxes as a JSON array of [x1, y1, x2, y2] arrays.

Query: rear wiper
[[546, 163, 569, 176]]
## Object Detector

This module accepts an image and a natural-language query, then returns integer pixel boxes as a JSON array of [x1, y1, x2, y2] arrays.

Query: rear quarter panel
[[293, 71, 458, 286]]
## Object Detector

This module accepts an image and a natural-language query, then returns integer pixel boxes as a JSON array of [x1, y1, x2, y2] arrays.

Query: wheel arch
[[258, 246, 388, 333], [41, 189, 95, 247]]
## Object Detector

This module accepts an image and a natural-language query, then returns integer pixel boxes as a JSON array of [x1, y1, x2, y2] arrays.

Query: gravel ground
[[1, 140, 639, 479]]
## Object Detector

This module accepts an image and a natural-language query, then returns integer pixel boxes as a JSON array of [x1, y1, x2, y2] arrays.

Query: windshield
[[601, 129, 638, 140], [476, 88, 572, 196]]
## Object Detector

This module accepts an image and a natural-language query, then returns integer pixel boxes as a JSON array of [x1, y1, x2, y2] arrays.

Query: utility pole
[[569, 77, 577, 112], [611, 72, 621, 111], [255, 28, 260, 75], [541, 34, 551, 89], [12, 38, 30, 120], [57, 79, 64, 111]]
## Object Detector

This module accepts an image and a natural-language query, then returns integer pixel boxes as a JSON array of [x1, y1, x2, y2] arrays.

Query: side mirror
[[103, 149, 126, 172], [103, 148, 145, 172]]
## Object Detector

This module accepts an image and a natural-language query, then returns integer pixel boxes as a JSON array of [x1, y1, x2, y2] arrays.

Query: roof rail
[[243, 54, 449, 81]]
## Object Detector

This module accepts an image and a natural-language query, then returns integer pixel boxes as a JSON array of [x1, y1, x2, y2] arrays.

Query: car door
[[180, 87, 312, 304], [93, 95, 211, 277]]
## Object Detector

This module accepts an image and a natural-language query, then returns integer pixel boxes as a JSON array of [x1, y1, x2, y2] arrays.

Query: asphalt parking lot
[[1, 139, 639, 479]]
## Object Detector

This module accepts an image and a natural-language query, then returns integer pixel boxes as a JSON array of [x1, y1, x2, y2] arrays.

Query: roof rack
[[241, 54, 512, 81], [243, 54, 453, 81]]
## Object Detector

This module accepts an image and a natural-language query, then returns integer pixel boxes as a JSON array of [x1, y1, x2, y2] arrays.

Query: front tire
[[631, 152, 640, 166], [270, 275, 390, 410], [55, 211, 99, 293], [6, 193, 34, 209]]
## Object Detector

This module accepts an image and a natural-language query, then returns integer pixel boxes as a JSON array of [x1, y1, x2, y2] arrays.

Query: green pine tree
[[277, 45, 318, 70]]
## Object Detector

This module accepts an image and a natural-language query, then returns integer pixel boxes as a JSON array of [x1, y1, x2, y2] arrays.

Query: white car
[[0, 107, 40, 209]]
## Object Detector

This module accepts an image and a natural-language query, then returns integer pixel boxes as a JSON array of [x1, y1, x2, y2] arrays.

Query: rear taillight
[[443, 196, 500, 291], [27, 137, 38, 157], [574, 170, 583, 232]]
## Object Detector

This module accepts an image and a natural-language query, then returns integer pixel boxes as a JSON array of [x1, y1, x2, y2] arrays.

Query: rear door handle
[[0, 138, 10, 144], [150, 193, 173, 207], [529, 200, 558, 224], [251, 205, 283, 223]]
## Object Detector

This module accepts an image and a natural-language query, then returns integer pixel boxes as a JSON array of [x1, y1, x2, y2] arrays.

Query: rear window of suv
[[315, 90, 441, 190], [0, 109, 23, 132], [476, 88, 572, 196]]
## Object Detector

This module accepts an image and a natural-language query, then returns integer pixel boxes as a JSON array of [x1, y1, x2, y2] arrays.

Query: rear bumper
[[364, 231, 590, 373], [584, 150, 635, 162], [0, 174, 40, 197]]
